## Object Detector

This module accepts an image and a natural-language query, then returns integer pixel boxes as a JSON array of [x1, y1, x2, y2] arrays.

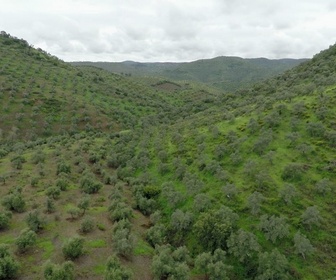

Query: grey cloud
[[1, 0, 336, 62]]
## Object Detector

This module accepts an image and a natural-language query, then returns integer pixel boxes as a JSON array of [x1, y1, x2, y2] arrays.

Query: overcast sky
[[1, 0, 336, 62]]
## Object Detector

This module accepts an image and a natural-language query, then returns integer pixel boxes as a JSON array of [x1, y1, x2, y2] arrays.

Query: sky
[[1, 0, 336, 62]]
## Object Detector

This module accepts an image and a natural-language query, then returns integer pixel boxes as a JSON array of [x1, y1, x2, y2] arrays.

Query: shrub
[[26, 210, 46, 232], [80, 217, 95, 234], [16, 228, 37, 253], [2, 192, 26, 213], [0, 244, 19, 279], [0, 211, 12, 230], [62, 236, 85, 260], [44, 260, 74, 280]]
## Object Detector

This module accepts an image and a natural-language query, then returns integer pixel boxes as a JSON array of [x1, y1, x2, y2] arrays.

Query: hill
[[0, 32, 221, 142], [0, 31, 336, 280], [71, 56, 307, 92]]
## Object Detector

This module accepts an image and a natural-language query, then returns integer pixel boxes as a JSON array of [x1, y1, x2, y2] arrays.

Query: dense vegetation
[[72, 56, 306, 92], [0, 31, 336, 279]]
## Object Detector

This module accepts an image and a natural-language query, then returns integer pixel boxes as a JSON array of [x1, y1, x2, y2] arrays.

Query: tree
[[293, 232, 314, 259], [77, 195, 90, 215], [227, 229, 260, 262], [315, 178, 331, 196], [194, 206, 239, 251], [170, 210, 193, 233], [112, 227, 133, 258], [282, 163, 305, 181], [301, 206, 322, 229], [0, 244, 19, 279], [247, 192, 264, 216], [67, 206, 81, 220], [259, 215, 289, 243], [256, 249, 289, 280], [193, 193, 211, 213], [80, 174, 102, 194], [279, 184, 297, 205], [62, 236, 85, 260], [0, 211, 12, 230], [2, 191, 26, 213], [151, 245, 190, 280], [26, 210, 46, 232], [146, 223, 166, 247], [195, 249, 231, 280], [44, 260, 74, 280], [46, 186, 61, 199], [104, 255, 132, 280], [222, 183, 238, 200], [80, 216, 95, 234], [46, 198, 56, 213], [16, 228, 37, 253]]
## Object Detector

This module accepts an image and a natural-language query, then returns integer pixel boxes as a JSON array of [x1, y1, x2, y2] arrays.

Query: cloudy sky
[[1, 0, 336, 62]]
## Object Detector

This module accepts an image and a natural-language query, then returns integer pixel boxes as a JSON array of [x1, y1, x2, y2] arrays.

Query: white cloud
[[1, 0, 336, 61]]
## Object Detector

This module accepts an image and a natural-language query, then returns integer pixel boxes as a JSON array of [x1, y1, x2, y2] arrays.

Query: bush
[[26, 210, 46, 232], [282, 163, 305, 181], [80, 217, 95, 234], [0, 211, 12, 230], [2, 192, 26, 213], [15, 228, 37, 253], [62, 236, 85, 260], [80, 174, 102, 194], [104, 255, 132, 280], [0, 244, 20, 279], [44, 260, 74, 280]]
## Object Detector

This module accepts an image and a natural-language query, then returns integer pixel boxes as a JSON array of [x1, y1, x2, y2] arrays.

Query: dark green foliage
[[256, 249, 289, 280], [77, 195, 90, 215], [247, 192, 264, 216], [15, 228, 37, 253], [282, 163, 305, 181], [56, 177, 69, 191], [104, 255, 132, 280], [279, 184, 297, 205], [26, 210, 46, 232], [227, 229, 260, 262], [79, 174, 102, 194], [151, 245, 190, 280], [259, 215, 289, 243], [112, 220, 134, 258], [193, 206, 239, 251], [46, 186, 61, 199], [62, 236, 85, 260], [195, 248, 232, 280], [301, 206, 322, 229], [146, 224, 167, 247], [0, 211, 12, 230], [0, 244, 19, 279], [294, 232, 315, 259], [56, 161, 71, 175], [45, 198, 56, 213], [44, 260, 75, 280], [80, 216, 95, 233], [2, 191, 26, 213]]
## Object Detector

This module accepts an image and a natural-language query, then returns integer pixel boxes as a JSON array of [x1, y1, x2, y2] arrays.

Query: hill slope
[[0, 31, 336, 280], [72, 56, 306, 92]]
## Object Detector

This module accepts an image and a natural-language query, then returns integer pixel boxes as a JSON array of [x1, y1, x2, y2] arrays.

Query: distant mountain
[[71, 56, 307, 92]]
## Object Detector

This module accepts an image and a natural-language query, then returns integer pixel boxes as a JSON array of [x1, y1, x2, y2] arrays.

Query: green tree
[[195, 248, 231, 280], [194, 206, 239, 251], [222, 183, 238, 200], [279, 184, 297, 205], [301, 206, 322, 229], [315, 178, 331, 196], [44, 260, 74, 280], [80, 216, 95, 234], [46, 186, 61, 199], [259, 215, 289, 243], [104, 255, 132, 280], [80, 174, 102, 194], [77, 195, 90, 215], [256, 249, 289, 280], [293, 232, 314, 259], [2, 191, 26, 213], [16, 228, 37, 253], [26, 210, 46, 232], [146, 223, 166, 247], [62, 236, 85, 260], [247, 191, 264, 216], [227, 229, 260, 262], [0, 211, 12, 230], [0, 244, 19, 279]]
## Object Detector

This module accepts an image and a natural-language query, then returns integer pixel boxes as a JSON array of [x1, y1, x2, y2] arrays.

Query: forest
[[0, 31, 336, 279]]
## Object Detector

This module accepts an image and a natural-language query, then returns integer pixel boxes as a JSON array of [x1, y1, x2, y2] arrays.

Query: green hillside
[[72, 56, 306, 92], [0, 31, 336, 280]]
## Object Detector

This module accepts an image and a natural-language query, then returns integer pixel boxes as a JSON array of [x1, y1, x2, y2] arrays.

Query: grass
[[87, 239, 107, 248], [133, 239, 154, 256]]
